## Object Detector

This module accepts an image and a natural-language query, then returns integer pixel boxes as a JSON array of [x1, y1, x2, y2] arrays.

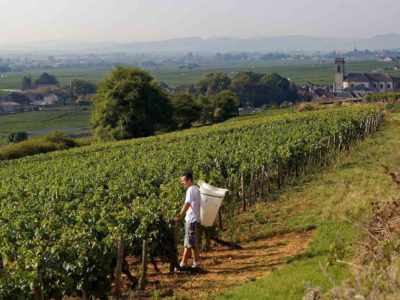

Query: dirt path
[[123, 229, 315, 299]]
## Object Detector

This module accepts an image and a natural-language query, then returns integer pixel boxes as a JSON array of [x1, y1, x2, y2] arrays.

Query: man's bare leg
[[192, 247, 200, 261], [182, 247, 191, 264], [190, 248, 197, 263]]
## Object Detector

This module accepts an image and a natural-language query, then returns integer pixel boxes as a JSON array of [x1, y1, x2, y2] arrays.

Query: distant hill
[[1, 34, 400, 54]]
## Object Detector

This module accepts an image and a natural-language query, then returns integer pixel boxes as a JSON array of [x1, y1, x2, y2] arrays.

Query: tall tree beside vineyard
[[197, 95, 215, 123], [196, 72, 232, 97], [258, 72, 291, 107], [212, 90, 240, 122], [21, 75, 32, 90], [229, 71, 263, 106], [34, 72, 59, 85], [170, 93, 201, 129], [230, 71, 296, 107], [71, 79, 97, 98], [91, 66, 174, 141]]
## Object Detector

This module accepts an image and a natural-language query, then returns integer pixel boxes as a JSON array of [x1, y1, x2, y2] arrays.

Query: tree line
[[21, 72, 59, 89], [189, 71, 299, 107], [91, 66, 299, 142], [91, 66, 240, 141]]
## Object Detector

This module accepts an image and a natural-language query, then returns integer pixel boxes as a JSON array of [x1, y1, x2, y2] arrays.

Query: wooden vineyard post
[[241, 174, 246, 211], [218, 207, 223, 230], [261, 166, 265, 197], [218, 183, 228, 230], [140, 239, 148, 291], [235, 177, 240, 202], [33, 270, 44, 300], [113, 237, 124, 295], [249, 173, 254, 207], [267, 163, 271, 194], [255, 171, 260, 202], [82, 290, 89, 300], [174, 221, 178, 250], [33, 286, 44, 300], [277, 159, 281, 190], [170, 221, 179, 273]]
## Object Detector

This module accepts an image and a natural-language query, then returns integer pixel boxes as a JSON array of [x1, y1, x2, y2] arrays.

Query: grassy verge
[[0, 110, 91, 145], [0, 110, 91, 134], [0, 131, 91, 160], [217, 112, 400, 299]]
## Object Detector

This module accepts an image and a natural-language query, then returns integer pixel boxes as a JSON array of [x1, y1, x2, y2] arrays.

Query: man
[[174, 171, 201, 268]]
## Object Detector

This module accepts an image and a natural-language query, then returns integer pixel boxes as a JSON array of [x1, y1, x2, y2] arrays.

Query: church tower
[[333, 58, 345, 92]]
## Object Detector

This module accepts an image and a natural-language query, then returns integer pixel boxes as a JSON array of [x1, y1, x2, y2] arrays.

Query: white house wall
[[343, 81, 370, 89]]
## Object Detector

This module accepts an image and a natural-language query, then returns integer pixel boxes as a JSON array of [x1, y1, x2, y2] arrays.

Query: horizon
[[1, 33, 400, 54], [1, 32, 400, 46]]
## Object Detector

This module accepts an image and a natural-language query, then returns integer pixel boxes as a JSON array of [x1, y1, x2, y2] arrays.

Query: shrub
[[294, 102, 317, 112], [333, 100, 342, 107], [44, 131, 77, 148], [364, 92, 400, 103], [0, 140, 58, 160], [7, 131, 28, 144], [0, 131, 77, 160], [279, 101, 293, 109], [388, 102, 400, 113]]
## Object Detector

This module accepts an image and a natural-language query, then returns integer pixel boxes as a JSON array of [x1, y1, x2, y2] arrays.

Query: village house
[[158, 82, 188, 94], [377, 56, 394, 63], [43, 94, 59, 104], [0, 101, 20, 113], [333, 58, 393, 96], [31, 94, 59, 106], [22, 84, 59, 94]]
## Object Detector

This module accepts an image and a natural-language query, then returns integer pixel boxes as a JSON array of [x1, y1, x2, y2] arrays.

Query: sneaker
[[191, 261, 200, 268], [179, 261, 187, 268]]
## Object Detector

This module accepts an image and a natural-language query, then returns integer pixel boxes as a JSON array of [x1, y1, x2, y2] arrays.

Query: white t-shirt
[[185, 185, 200, 223]]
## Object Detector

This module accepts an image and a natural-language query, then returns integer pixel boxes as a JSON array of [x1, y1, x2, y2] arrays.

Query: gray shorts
[[184, 222, 200, 248]]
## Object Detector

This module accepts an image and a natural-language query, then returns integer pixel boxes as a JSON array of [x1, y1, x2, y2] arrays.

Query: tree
[[230, 71, 294, 107], [211, 91, 240, 122], [196, 95, 214, 123], [196, 72, 232, 97], [21, 75, 32, 90], [229, 71, 263, 106], [259, 72, 290, 106], [393, 76, 400, 91], [7, 132, 28, 144], [91, 66, 174, 141], [7, 93, 29, 104], [289, 81, 299, 101], [34, 72, 59, 85], [71, 80, 97, 98], [170, 93, 200, 129]]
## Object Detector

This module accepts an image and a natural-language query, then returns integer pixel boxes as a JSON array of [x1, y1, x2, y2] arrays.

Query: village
[[0, 73, 95, 115], [0, 57, 399, 115]]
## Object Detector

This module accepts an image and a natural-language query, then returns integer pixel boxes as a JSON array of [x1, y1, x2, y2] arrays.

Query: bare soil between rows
[[122, 229, 315, 299]]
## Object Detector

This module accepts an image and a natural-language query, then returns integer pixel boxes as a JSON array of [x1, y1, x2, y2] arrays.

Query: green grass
[[0, 131, 89, 160], [217, 112, 400, 299], [0, 69, 109, 90], [149, 60, 400, 86], [0, 110, 91, 145], [0, 60, 398, 90], [0, 90, 11, 96]]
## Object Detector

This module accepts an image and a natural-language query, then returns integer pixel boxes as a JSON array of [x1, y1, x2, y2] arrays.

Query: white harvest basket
[[197, 180, 228, 227]]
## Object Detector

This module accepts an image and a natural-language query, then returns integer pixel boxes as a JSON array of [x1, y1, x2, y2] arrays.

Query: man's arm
[[174, 202, 191, 222]]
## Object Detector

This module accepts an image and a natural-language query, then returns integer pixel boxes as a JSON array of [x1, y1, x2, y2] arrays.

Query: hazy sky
[[0, 0, 399, 44]]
